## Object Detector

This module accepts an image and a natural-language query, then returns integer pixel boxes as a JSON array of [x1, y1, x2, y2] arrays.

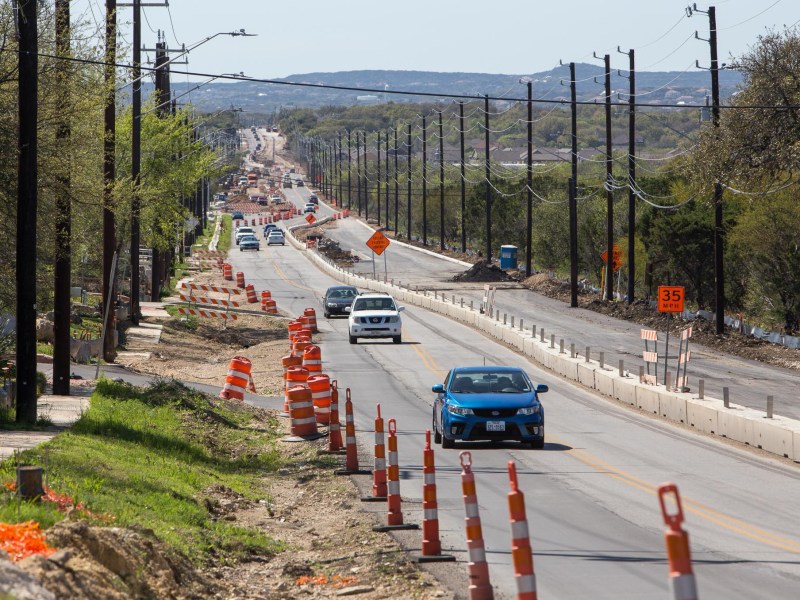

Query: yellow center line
[[549, 434, 800, 554], [406, 334, 447, 380]]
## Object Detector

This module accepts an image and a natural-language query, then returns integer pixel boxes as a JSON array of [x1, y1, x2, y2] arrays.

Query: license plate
[[486, 421, 505, 432]]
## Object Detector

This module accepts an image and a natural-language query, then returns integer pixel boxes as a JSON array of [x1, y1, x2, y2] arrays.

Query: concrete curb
[[286, 227, 800, 463]]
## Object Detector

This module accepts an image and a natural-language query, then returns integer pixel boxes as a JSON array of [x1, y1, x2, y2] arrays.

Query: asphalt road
[[224, 211, 800, 599]]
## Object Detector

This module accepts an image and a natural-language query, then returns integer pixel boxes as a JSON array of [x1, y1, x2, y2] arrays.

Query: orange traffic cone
[[507, 461, 536, 599], [460, 451, 494, 600], [373, 419, 418, 532], [318, 380, 344, 455], [362, 404, 387, 502], [416, 429, 455, 563], [334, 388, 370, 475], [659, 483, 699, 600]]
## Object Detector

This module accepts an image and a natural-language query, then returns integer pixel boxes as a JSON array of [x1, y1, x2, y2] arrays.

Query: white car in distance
[[267, 230, 285, 246], [346, 292, 404, 344], [234, 226, 255, 245]]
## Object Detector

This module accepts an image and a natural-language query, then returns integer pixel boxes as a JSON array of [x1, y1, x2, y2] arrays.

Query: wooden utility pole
[[525, 80, 533, 276], [393, 127, 399, 233], [439, 111, 444, 251], [422, 114, 427, 245], [151, 39, 170, 301], [484, 95, 492, 262], [102, 0, 117, 362], [385, 129, 390, 228], [16, 0, 39, 423], [130, 0, 141, 324], [407, 124, 412, 239], [53, 0, 72, 396], [623, 47, 636, 304], [603, 53, 614, 303], [569, 63, 579, 308], [460, 102, 466, 253]]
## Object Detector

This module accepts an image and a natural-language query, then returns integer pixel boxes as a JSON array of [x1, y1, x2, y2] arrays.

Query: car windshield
[[352, 297, 396, 311], [268, 232, 283, 237], [449, 370, 531, 394], [240, 235, 256, 241], [328, 288, 356, 299]]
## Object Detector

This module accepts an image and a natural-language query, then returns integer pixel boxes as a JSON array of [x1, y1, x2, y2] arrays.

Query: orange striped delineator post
[[658, 483, 699, 600], [373, 419, 419, 532], [361, 404, 387, 502], [416, 429, 455, 563], [460, 451, 494, 600], [507, 461, 536, 599], [334, 388, 371, 476], [219, 356, 256, 401], [282, 385, 324, 442], [318, 379, 345, 455]]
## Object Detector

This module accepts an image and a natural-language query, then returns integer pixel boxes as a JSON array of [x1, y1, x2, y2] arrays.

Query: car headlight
[[447, 405, 474, 416], [517, 405, 540, 415], [327, 302, 337, 307]]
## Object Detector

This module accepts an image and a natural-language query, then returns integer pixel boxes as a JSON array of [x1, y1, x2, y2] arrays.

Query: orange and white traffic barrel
[[362, 404, 387, 502], [245, 284, 258, 304], [416, 429, 455, 563], [222, 263, 233, 281], [507, 460, 536, 599], [236, 271, 245, 289], [373, 419, 418, 532], [307, 374, 331, 425], [658, 483, 698, 600], [281, 355, 303, 415], [262, 298, 277, 314], [284, 365, 309, 416], [302, 345, 322, 374], [293, 338, 311, 355], [460, 451, 494, 600], [285, 385, 319, 439], [303, 308, 318, 333], [219, 356, 256, 401], [335, 388, 370, 476], [288, 320, 303, 342]]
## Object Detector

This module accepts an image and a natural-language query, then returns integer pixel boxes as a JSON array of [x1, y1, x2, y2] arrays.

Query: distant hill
[[163, 65, 742, 115]]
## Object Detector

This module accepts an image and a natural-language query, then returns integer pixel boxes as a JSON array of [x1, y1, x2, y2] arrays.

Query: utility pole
[[422, 115, 428, 245], [569, 63, 579, 308], [394, 127, 399, 233], [102, 0, 117, 363], [385, 129, 390, 228], [525, 79, 533, 276], [53, 0, 71, 396], [151, 38, 170, 301], [603, 53, 614, 302], [460, 101, 466, 253], [356, 132, 362, 215], [376, 131, 381, 227], [347, 130, 352, 209], [337, 131, 343, 207], [439, 110, 445, 251], [130, 0, 141, 324], [484, 95, 492, 262], [407, 124, 412, 239], [619, 46, 636, 304], [364, 132, 369, 221], [16, 0, 38, 423]]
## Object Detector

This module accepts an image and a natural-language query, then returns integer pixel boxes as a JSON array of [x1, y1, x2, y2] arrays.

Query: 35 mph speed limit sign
[[657, 286, 685, 313]]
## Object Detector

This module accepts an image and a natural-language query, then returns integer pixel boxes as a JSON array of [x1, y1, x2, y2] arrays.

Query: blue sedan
[[432, 366, 547, 449]]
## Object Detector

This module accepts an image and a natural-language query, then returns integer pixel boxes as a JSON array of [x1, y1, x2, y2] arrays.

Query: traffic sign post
[[657, 286, 686, 388], [366, 231, 391, 282]]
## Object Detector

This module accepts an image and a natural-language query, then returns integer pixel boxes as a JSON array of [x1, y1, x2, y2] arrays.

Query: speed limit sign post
[[657, 286, 685, 388]]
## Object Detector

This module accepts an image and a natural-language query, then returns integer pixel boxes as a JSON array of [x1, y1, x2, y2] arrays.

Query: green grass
[[164, 306, 199, 330], [217, 214, 232, 254], [0, 378, 306, 564]]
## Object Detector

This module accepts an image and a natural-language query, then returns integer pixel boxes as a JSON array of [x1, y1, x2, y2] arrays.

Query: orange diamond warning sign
[[366, 230, 390, 255], [305, 213, 316, 225]]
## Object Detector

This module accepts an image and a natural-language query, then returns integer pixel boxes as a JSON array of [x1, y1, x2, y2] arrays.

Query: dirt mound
[[18, 521, 215, 600], [453, 260, 515, 282]]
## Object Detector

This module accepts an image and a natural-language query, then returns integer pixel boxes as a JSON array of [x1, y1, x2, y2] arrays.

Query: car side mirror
[[431, 384, 444, 393], [397, 306, 405, 312], [536, 384, 549, 394], [344, 306, 352, 313]]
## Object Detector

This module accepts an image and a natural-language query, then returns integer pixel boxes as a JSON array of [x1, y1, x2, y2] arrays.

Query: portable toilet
[[499, 245, 518, 269]]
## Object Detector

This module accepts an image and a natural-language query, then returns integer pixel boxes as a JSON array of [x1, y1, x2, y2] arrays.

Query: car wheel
[[392, 336, 401, 344], [349, 335, 357, 344], [324, 312, 330, 319], [239, 248, 243, 251], [529, 437, 545, 450], [441, 434, 455, 449], [433, 416, 442, 444]]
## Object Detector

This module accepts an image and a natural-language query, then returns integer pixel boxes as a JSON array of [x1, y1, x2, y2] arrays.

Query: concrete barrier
[[594, 368, 615, 399], [686, 398, 720, 434], [659, 390, 688, 424], [577, 362, 596, 388], [752, 417, 795, 458], [613, 377, 637, 407], [635, 385, 660, 414]]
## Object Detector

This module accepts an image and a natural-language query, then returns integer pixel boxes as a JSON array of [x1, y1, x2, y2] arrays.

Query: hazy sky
[[72, 1, 798, 79]]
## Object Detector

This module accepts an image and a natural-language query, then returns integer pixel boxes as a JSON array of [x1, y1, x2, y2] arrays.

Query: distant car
[[231, 211, 244, 220], [295, 179, 305, 187], [235, 226, 255, 244], [322, 285, 359, 318], [282, 179, 292, 189], [263, 223, 279, 235], [271, 195, 282, 204], [238, 235, 260, 251], [346, 292, 404, 344], [267, 231, 285, 246], [308, 194, 319, 204], [303, 203, 317, 213], [431, 366, 547, 449]]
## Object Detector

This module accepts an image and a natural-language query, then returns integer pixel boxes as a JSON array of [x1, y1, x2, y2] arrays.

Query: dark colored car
[[322, 285, 359, 318], [432, 366, 547, 449], [263, 223, 279, 235], [231, 211, 244, 220], [295, 179, 305, 187]]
